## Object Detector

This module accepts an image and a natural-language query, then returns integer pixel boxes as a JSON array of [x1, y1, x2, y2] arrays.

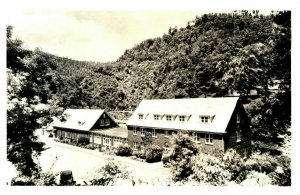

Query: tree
[[169, 130, 199, 182], [7, 26, 60, 178]]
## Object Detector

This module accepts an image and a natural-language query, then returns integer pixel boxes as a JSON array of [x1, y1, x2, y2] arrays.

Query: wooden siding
[[224, 102, 252, 157], [91, 112, 118, 129]]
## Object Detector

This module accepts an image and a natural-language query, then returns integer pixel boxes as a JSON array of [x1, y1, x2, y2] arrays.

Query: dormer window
[[179, 115, 186, 122], [166, 115, 172, 121], [138, 114, 144, 120], [78, 121, 85, 126], [200, 116, 210, 123], [154, 114, 160, 121]]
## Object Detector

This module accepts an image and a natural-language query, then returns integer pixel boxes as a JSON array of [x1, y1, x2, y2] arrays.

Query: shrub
[[11, 169, 58, 186], [145, 145, 163, 163], [189, 153, 230, 186], [11, 176, 36, 186], [244, 152, 277, 174], [48, 133, 53, 138], [85, 144, 97, 150], [133, 150, 146, 159], [86, 160, 130, 186], [222, 149, 247, 183], [240, 171, 272, 186], [115, 145, 133, 156], [77, 136, 90, 146], [269, 156, 291, 186]]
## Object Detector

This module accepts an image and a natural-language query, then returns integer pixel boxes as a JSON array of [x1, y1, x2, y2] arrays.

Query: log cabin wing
[[53, 109, 128, 147]]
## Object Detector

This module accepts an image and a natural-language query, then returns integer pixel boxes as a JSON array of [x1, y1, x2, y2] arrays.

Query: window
[[133, 127, 138, 135], [99, 119, 105, 126], [200, 116, 209, 123], [166, 115, 172, 121], [236, 130, 241, 142], [133, 142, 138, 150], [105, 119, 110, 126], [205, 134, 213, 144], [179, 115, 186, 122], [237, 114, 241, 123], [138, 114, 144, 120], [164, 130, 169, 137], [194, 133, 201, 143], [140, 128, 145, 136], [113, 137, 124, 147], [154, 114, 160, 120], [152, 129, 157, 137], [78, 121, 85, 126], [103, 136, 111, 146]]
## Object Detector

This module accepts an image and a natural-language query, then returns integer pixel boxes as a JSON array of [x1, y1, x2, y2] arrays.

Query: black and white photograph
[[1, 0, 298, 192]]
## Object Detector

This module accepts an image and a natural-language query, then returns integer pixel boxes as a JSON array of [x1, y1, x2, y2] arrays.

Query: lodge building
[[53, 109, 128, 148], [126, 97, 251, 156]]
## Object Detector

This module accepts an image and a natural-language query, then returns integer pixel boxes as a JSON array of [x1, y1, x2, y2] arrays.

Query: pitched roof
[[53, 109, 105, 131], [91, 126, 128, 138], [126, 97, 239, 134]]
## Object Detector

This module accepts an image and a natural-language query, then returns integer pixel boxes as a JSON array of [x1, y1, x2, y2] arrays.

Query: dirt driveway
[[38, 131, 171, 185]]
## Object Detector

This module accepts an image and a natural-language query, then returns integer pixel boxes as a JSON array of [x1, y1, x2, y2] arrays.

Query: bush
[[222, 149, 247, 183], [11, 176, 36, 186], [85, 144, 97, 150], [189, 153, 230, 186], [48, 133, 53, 138], [240, 171, 272, 186], [133, 150, 146, 159], [77, 136, 90, 146], [269, 156, 291, 186], [11, 170, 57, 186], [145, 145, 162, 163], [114, 145, 133, 156], [244, 152, 277, 174], [86, 160, 130, 186]]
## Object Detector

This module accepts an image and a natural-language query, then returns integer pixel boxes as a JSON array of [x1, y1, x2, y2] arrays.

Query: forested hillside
[[47, 11, 289, 109]]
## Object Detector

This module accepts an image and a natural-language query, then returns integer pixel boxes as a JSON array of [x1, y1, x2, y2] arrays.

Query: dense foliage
[[86, 160, 130, 186], [77, 136, 90, 146], [168, 131, 199, 182], [115, 145, 133, 156], [144, 145, 163, 163], [167, 132, 290, 186], [7, 26, 61, 177]]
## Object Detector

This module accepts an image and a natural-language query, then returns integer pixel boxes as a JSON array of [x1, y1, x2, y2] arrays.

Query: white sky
[[6, 10, 203, 62], [2, 0, 288, 63]]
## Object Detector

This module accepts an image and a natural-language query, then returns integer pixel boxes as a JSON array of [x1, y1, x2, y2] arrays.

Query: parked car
[[59, 170, 75, 185]]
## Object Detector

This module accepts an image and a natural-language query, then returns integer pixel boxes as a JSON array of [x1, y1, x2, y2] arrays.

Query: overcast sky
[[6, 10, 204, 62]]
